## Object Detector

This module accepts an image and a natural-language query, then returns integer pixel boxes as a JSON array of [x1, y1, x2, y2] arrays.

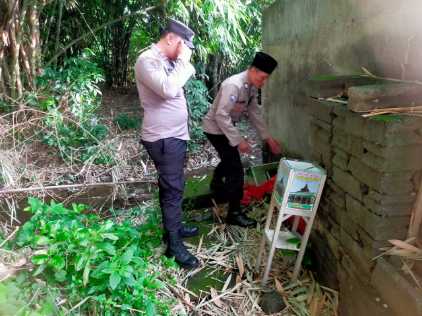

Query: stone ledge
[[372, 258, 422, 316]]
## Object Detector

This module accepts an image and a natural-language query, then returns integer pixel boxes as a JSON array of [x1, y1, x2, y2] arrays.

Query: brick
[[362, 140, 422, 161], [372, 258, 422, 316], [306, 98, 336, 123], [326, 178, 345, 195], [340, 253, 372, 287], [386, 117, 422, 132], [332, 103, 350, 118], [332, 147, 350, 170], [363, 191, 415, 216], [385, 128, 422, 146], [327, 189, 346, 210], [340, 227, 378, 276], [310, 124, 331, 144], [332, 127, 364, 155], [332, 166, 364, 201], [348, 157, 415, 195], [311, 118, 332, 132], [357, 150, 422, 172], [345, 114, 387, 144], [345, 194, 409, 241], [310, 230, 340, 289], [319, 196, 345, 225]]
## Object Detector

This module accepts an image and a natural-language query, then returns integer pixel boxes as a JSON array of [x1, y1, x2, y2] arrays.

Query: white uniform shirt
[[134, 44, 195, 142], [202, 71, 270, 146]]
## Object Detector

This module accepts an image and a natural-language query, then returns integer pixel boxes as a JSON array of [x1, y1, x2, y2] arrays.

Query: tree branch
[[45, 6, 157, 68]]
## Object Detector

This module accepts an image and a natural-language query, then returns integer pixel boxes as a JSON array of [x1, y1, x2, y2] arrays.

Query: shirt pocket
[[230, 101, 246, 121]]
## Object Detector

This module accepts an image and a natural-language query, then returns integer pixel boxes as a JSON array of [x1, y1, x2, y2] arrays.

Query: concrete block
[[328, 189, 346, 210], [345, 194, 409, 241], [385, 128, 422, 146], [326, 178, 345, 195], [306, 98, 336, 123], [340, 226, 378, 277], [348, 157, 415, 195], [340, 253, 372, 288], [332, 127, 364, 155], [311, 124, 331, 144], [362, 140, 422, 164], [332, 147, 350, 170], [348, 83, 422, 112], [311, 119, 332, 134], [386, 117, 422, 132], [310, 230, 340, 289], [357, 149, 422, 173], [332, 166, 364, 201], [332, 103, 351, 118], [363, 191, 415, 217], [372, 258, 422, 316], [319, 196, 346, 225], [345, 114, 387, 144]]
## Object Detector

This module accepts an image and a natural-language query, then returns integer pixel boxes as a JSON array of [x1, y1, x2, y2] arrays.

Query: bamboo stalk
[[408, 180, 422, 238], [0, 179, 156, 195]]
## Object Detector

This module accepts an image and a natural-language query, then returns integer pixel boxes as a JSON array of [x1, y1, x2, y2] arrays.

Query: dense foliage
[[3, 198, 176, 315], [185, 78, 211, 151], [32, 50, 113, 164]]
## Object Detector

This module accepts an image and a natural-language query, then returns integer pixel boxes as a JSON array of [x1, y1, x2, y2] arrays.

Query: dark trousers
[[142, 137, 186, 233], [205, 133, 243, 213]]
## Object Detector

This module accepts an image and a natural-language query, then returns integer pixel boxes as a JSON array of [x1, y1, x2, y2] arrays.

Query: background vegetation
[[0, 1, 275, 314]]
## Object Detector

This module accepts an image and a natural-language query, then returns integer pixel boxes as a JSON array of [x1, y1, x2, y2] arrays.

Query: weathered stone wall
[[262, 0, 422, 159], [262, 1, 422, 314], [307, 97, 422, 315]]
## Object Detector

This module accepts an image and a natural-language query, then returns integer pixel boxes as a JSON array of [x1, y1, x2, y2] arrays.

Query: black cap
[[251, 52, 278, 74], [164, 18, 195, 49]]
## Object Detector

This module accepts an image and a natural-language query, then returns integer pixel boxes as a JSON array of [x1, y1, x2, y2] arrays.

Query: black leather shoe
[[226, 211, 257, 228], [165, 232, 200, 269], [163, 225, 199, 242]]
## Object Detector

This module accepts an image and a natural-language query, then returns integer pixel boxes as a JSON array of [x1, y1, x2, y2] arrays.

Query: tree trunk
[[110, 21, 132, 88], [0, 0, 45, 101]]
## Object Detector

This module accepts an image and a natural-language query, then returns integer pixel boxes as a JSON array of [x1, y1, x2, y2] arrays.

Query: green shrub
[[15, 197, 174, 315], [113, 113, 139, 130], [34, 50, 114, 164], [185, 78, 210, 152]]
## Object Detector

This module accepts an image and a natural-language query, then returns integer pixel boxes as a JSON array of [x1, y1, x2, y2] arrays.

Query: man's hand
[[238, 139, 252, 154], [266, 137, 282, 155], [177, 42, 192, 63]]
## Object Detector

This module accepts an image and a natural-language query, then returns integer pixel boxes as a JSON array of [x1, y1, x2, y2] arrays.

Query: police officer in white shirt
[[202, 52, 281, 227], [135, 19, 199, 269]]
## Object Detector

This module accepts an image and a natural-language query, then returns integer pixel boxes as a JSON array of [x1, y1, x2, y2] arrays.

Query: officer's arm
[[135, 57, 195, 99], [248, 94, 270, 140], [214, 84, 243, 146]]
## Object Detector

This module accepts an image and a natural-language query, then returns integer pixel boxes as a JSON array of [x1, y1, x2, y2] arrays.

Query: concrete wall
[[307, 98, 422, 316], [262, 1, 422, 315], [262, 0, 422, 158]]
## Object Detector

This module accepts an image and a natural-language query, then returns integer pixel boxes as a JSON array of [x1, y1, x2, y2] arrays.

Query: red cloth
[[241, 175, 306, 234], [241, 176, 276, 206]]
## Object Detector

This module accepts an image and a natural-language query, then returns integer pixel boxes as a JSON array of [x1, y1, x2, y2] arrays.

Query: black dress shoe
[[226, 211, 257, 228], [165, 232, 200, 269], [163, 225, 199, 242]]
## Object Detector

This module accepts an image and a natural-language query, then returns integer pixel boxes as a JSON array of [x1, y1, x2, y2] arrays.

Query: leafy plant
[[113, 113, 140, 130], [15, 197, 174, 315], [33, 50, 115, 164], [0, 277, 58, 316], [185, 78, 211, 151]]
